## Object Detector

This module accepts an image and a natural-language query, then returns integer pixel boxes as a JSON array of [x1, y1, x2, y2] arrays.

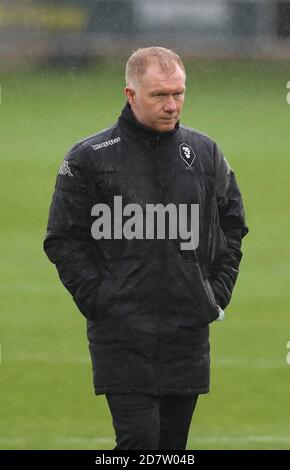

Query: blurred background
[[1, 0, 290, 450]]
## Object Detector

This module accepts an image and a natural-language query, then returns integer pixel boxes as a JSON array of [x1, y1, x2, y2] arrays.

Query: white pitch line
[[3, 353, 286, 369], [1, 436, 290, 447], [214, 358, 287, 369], [190, 436, 290, 444], [0, 437, 114, 448], [3, 352, 90, 364]]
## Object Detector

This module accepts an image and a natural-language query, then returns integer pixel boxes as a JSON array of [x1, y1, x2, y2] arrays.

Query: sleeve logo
[[58, 160, 73, 177]]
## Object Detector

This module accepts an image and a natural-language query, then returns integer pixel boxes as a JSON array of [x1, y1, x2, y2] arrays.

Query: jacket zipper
[[152, 136, 164, 395]]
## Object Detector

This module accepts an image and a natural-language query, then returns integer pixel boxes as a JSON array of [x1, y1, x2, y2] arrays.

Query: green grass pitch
[[1, 60, 290, 449]]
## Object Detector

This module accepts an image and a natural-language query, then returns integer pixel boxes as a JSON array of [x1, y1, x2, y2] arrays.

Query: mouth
[[160, 116, 177, 122]]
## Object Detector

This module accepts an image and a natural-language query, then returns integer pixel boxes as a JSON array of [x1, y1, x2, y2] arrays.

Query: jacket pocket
[[94, 258, 158, 324], [207, 223, 228, 270], [94, 270, 117, 324], [202, 276, 219, 323], [95, 276, 115, 322], [166, 260, 219, 327], [72, 271, 106, 322]]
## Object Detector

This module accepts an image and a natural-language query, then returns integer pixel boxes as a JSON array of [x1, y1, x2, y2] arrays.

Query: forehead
[[141, 62, 186, 91]]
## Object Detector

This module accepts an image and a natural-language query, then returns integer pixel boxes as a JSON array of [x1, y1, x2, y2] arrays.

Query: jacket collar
[[118, 102, 179, 142]]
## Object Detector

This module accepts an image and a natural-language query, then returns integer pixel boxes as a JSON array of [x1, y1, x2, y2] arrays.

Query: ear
[[124, 86, 136, 106]]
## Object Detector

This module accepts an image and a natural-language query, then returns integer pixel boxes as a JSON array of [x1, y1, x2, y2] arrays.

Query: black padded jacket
[[44, 103, 248, 396]]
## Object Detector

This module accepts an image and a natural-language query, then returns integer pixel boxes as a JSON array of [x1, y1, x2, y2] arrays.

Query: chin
[[159, 123, 176, 132]]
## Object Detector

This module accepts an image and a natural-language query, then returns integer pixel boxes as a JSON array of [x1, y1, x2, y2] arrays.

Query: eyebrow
[[150, 87, 186, 96]]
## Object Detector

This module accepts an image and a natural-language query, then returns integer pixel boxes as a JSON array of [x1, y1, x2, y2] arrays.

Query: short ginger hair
[[125, 46, 185, 87]]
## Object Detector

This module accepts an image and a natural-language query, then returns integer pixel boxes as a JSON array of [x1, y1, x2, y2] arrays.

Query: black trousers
[[105, 393, 198, 450]]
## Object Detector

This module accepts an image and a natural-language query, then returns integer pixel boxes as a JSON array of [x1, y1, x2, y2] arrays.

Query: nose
[[163, 95, 177, 113]]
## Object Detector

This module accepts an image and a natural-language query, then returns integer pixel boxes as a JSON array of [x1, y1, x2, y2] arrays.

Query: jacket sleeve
[[209, 143, 249, 310], [43, 144, 104, 321]]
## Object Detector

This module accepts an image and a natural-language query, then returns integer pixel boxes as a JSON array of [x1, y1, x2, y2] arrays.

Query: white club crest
[[179, 143, 196, 169]]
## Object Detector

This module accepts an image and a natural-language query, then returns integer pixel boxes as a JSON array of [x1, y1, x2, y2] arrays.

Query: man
[[44, 47, 248, 450]]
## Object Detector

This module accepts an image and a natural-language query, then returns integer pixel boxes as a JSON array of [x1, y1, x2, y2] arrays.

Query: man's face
[[125, 62, 186, 132]]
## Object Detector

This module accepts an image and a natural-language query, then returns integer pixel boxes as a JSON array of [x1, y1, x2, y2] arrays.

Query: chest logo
[[179, 143, 196, 169]]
